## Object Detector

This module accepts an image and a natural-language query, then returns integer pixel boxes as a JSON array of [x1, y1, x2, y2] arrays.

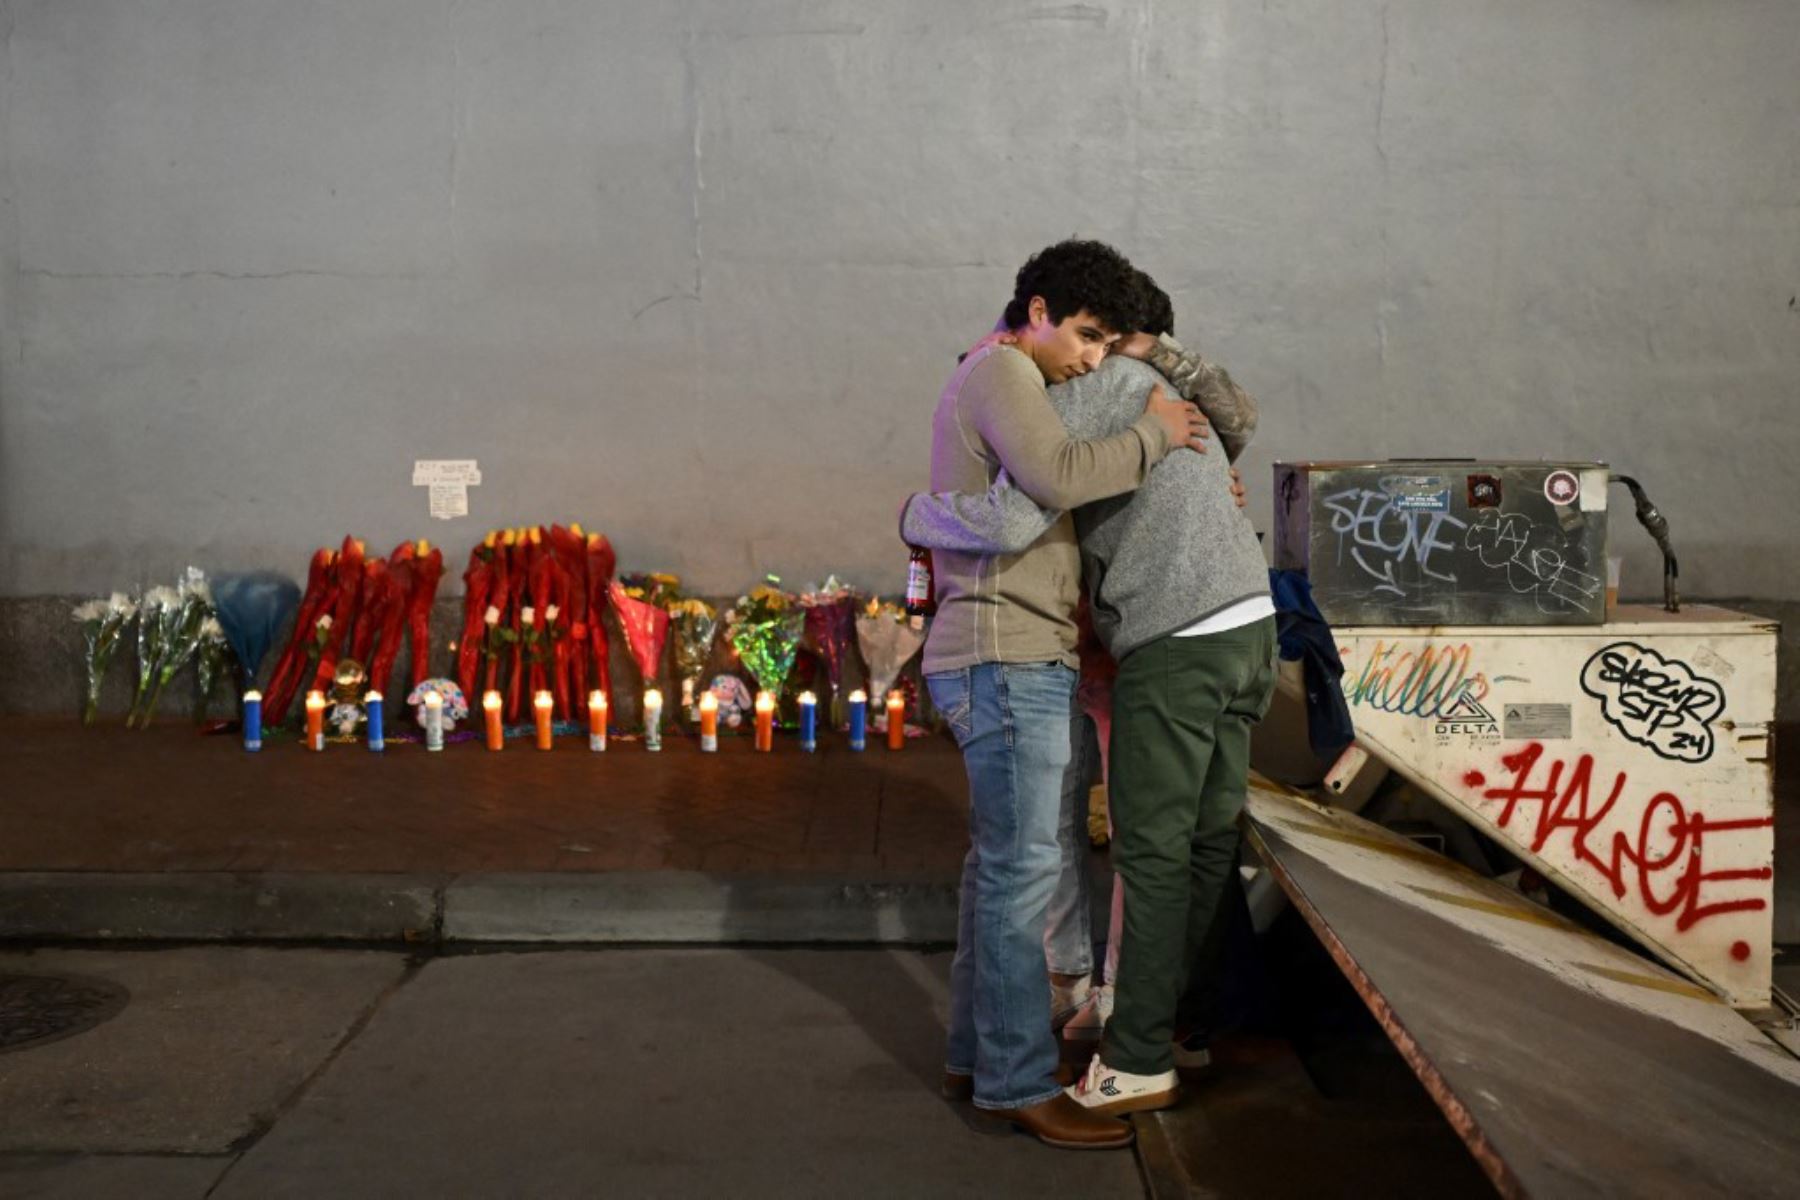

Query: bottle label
[[906, 558, 930, 604]]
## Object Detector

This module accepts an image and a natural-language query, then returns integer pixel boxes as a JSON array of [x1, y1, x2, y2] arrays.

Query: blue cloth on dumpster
[[1269, 569, 1355, 759]]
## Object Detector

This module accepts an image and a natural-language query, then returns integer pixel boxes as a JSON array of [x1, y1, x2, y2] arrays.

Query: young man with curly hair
[[908, 239, 1209, 1150], [904, 268, 1273, 1123]]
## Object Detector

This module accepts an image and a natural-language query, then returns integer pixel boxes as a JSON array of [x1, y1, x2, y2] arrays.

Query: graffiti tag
[[1579, 642, 1724, 763], [1464, 742, 1770, 933], [1346, 640, 1488, 721], [1322, 488, 1467, 597], [1464, 510, 1602, 615]]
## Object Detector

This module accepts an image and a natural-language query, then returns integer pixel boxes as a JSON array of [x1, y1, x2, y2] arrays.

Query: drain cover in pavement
[[0, 972, 131, 1053]]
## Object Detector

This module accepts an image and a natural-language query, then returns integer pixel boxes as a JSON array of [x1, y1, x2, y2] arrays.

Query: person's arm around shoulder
[[1138, 333, 1258, 462], [964, 349, 1201, 511]]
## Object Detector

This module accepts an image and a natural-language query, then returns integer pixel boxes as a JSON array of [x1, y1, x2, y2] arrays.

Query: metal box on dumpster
[[1272, 460, 1610, 626]]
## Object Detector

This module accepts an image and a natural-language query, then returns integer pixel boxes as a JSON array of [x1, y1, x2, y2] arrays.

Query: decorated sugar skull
[[708, 674, 755, 729], [406, 678, 469, 731]]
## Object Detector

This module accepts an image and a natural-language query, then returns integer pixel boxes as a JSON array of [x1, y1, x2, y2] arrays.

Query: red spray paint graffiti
[[1465, 742, 1771, 934]]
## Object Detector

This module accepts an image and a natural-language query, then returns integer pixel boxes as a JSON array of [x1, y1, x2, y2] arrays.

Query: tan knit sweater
[[916, 345, 1171, 674]]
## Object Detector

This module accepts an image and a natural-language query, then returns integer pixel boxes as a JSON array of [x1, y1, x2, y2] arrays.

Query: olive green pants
[[1102, 616, 1277, 1075]]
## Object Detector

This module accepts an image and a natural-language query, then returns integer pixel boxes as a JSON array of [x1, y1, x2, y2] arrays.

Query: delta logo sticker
[[1434, 693, 1499, 738]]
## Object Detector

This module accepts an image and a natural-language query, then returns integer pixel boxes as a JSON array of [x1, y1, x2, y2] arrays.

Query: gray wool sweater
[[902, 355, 1269, 661]]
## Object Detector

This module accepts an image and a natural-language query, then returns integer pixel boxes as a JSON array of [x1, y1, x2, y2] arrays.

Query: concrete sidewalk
[[0, 718, 970, 945]]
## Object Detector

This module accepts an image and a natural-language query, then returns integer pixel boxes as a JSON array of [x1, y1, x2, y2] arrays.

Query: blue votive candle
[[799, 691, 817, 752], [365, 691, 384, 752], [847, 689, 867, 751], [243, 690, 262, 752]]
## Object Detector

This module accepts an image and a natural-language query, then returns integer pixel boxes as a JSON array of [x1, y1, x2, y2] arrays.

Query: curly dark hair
[[1001, 239, 1146, 334], [1133, 270, 1175, 338]]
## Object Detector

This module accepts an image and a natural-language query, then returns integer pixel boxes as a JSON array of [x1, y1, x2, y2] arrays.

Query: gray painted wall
[[1, 0, 1797, 604]]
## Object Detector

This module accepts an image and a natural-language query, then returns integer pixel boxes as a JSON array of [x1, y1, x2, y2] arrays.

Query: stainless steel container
[[1272, 460, 1610, 626]]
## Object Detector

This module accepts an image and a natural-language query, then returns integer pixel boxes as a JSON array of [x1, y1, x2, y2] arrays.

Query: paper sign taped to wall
[[428, 483, 469, 520], [413, 460, 482, 486]]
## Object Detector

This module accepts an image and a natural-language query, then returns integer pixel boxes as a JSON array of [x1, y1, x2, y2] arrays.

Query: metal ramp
[[1243, 781, 1800, 1199]]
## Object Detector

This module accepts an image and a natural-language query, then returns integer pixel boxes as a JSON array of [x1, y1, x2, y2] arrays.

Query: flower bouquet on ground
[[456, 531, 501, 703], [855, 597, 927, 734], [194, 615, 233, 721], [211, 570, 301, 694], [610, 574, 675, 729], [130, 567, 212, 727], [583, 531, 618, 712], [726, 577, 805, 721], [667, 597, 719, 722], [799, 575, 859, 726], [72, 592, 138, 724], [263, 547, 340, 724]]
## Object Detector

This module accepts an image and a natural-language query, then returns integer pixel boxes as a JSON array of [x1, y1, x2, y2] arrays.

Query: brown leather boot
[[989, 1093, 1134, 1150]]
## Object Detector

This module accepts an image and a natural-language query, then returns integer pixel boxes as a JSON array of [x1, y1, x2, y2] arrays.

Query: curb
[[0, 871, 960, 946]]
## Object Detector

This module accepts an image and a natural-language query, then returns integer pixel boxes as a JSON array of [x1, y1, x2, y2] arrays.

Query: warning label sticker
[[1503, 703, 1572, 740]]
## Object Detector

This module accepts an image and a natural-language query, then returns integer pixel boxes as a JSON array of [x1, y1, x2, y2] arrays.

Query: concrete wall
[[2, 0, 1797, 606]]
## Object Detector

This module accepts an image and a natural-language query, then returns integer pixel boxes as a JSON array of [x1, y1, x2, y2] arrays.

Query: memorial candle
[[423, 690, 444, 752], [305, 691, 326, 752], [798, 691, 817, 752], [243, 690, 263, 752], [587, 690, 608, 752], [754, 690, 775, 752], [365, 691, 384, 752], [534, 690, 554, 750], [484, 690, 504, 751], [698, 690, 718, 752], [886, 691, 905, 750], [847, 689, 867, 752], [643, 688, 663, 752]]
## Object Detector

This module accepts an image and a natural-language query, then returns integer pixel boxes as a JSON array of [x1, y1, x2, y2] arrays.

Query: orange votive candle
[[886, 691, 905, 750], [305, 690, 326, 751], [484, 690, 503, 751], [754, 690, 775, 752], [534, 690, 554, 750], [698, 690, 719, 752]]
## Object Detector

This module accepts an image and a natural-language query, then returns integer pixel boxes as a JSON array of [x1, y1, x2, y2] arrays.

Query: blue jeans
[[928, 661, 1076, 1111]]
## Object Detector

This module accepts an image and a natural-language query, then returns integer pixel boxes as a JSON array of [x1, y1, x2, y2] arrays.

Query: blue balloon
[[212, 570, 301, 691]]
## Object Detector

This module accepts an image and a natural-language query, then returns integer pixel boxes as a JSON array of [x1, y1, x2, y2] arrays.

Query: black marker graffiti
[[1579, 642, 1724, 763], [1464, 510, 1602, 615]]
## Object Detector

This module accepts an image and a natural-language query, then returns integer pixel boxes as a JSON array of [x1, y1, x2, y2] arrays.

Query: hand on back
[[1143, 383, 1210, 455]]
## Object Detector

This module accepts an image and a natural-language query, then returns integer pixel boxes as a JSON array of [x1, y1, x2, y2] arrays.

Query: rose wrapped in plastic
[[726, 578, 805, 702], [456, 531, 499, 701], [667, 597, 719, 721], [72, 592, 138, 724], [799, 575, 858, 725], [264, 547, 338, 723], [855, 597, 927, 729], [130, 567, 212, 727], [610, 575, 673, 727]]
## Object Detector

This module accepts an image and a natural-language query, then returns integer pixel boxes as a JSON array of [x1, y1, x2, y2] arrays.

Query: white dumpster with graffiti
[[1333, 604, 1777, 1007]]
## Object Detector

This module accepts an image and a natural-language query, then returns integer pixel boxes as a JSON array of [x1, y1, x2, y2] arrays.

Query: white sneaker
[[1061, 983, 1113, 1042], [1050, 976, 1092, 1031], [1065, 1054, 1180, 1117]]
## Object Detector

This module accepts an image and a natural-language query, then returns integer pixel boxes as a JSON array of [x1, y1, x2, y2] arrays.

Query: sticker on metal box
[[1503, 703, 1572, 740]]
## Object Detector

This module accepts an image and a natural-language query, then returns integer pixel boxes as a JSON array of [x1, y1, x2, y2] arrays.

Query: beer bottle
[[904, 546, 936, 621]]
